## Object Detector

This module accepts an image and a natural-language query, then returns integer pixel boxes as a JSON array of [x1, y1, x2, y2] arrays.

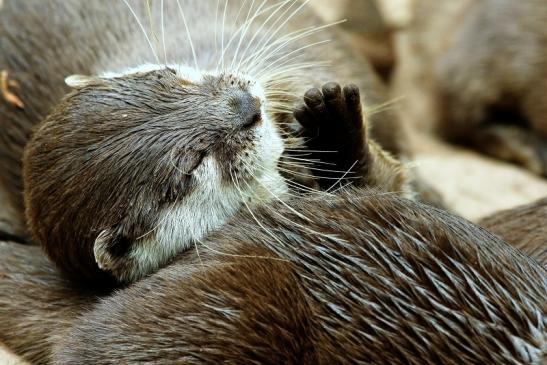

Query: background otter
[[390, 0, 547, 175], [479, 197, 547, 266], [0, 191, 545, 364], [0, 0, 421, 285]]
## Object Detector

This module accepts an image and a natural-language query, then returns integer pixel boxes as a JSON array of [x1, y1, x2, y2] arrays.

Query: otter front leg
[[294, 82, 412, 197]]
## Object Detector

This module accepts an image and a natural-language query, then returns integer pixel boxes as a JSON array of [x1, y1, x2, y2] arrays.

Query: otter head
[[23, 64, 287, 284]]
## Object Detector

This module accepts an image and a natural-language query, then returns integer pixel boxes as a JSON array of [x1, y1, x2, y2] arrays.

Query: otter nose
[[231, 91, 262, 129]]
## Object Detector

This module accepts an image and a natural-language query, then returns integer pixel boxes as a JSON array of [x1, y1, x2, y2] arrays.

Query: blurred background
[[311, 0, 547, 220]]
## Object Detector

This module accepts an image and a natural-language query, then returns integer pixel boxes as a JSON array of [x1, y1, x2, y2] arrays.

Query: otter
[[0, 190, 545, 364], [392, 0, 547, 175], [479, 197, 547, 266], [1, 0, 416, 285]]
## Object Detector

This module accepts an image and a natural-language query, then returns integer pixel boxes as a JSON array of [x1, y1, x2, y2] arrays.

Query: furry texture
[[392, 0, 547, 175], [0, 0, 416, 284], [479, 197, 547, 266], [1, 190, 545, 364]]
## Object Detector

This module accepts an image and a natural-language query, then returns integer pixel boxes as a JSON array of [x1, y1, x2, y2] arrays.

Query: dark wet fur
[[0, 190, 545, 364]]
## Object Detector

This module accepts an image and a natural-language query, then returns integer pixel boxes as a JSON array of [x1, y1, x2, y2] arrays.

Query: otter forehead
[[94, 63, 266, 101]]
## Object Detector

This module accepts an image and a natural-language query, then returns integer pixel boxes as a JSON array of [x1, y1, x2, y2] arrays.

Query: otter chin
[[24, 65, 287, 284]]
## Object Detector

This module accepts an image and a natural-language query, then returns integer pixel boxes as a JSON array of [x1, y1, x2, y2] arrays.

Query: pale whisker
[[121, 0, 160, 63], [176, 0, 199, 70]]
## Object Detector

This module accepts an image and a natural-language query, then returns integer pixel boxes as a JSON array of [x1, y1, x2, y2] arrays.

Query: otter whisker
[[160, 0, 167, 65], [216, 0, 251, 69], [326, 159, 359, 193], [252, 160, 331, 197], [240, 162, 344, 241], [239, 161, 313, 222], [259, 59, 331, 80], [230, 0, 258, 71], [284, 179, 326, 196], [214, 0, 220, 60], [175, 0, 199, 71], [235, 0, 292, 72], [278, 160, 354, 175], [145, 0, 159, 52], [233, 1, 298, 73], [241, 0, 307, 71], [243, 154, 325, 196], [284, 148, 338, 154], [241, 20, 315, 70], [229, 169, 290, 252], [219, 0, 229, 71], [258, 61, 330, 82], [328, 181, 354, 195], [194, 237, 204, 268], [282, 155, 337, 166], [216, 0, 266, 72], [246, 20, 343, 74], [121, 0, 159, 63], [365, 95, 405, 116]]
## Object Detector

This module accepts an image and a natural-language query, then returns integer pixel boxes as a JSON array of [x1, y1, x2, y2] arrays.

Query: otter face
[[24, 64, 286, 283]]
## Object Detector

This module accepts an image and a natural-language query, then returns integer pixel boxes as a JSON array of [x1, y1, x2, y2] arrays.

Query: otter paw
[[293, 82, 369, 190]]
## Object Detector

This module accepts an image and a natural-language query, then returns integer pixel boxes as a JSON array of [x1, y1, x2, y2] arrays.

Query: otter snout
[[230, 90, 262, 129]]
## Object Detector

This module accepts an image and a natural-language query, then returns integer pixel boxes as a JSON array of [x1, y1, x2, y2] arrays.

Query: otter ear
[[65, 74, 102, 88], [93, 228, 132, 275]]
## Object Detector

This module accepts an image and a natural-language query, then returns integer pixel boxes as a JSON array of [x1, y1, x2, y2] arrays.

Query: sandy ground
[[409, 132, 547, 221]]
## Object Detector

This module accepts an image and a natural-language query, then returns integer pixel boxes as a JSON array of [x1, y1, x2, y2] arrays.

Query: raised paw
[[293, 82, 369, 190]]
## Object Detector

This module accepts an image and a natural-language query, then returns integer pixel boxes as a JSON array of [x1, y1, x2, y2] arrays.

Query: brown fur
[[0, 0, 422, 285], [23, 68, 270, 285], [0, 190, 545, 364], [392, 0, 547, 175], [479, 198, 547, 266], [0, 0, 409, 227], [0, 242, 103, 363]]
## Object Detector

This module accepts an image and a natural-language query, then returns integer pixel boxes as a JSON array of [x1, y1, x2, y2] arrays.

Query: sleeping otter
[[1, 0, 417, 285]]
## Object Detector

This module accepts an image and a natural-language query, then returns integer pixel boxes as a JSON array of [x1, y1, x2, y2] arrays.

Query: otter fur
[[0, 0, 417, 285], [0, 190, 545, 364], [479, 198, 547, 266], [392, 0, 547, 175]]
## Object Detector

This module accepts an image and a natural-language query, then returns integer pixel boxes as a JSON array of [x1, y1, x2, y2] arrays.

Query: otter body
[[480, 197, 547, 265], [1, 0, 412, 284], [393, 0, 547, 175], [0, 191, 545, 364]]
